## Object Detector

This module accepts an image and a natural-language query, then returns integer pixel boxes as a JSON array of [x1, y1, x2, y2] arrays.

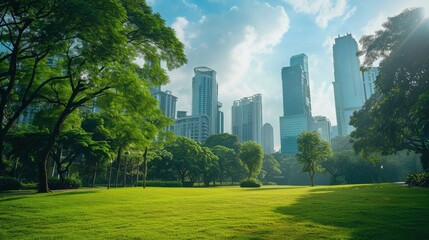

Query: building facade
[[231, 94, 262, 144], [333, 34, 365, 136], [361, 67, 379, 101], [262, 123, 274, 154], [150, 86, 177, 131], [313, 116, 332, 143], [174, 114, 210, 144], [192, 66, 220, 134], [280, 53, 313, 155]]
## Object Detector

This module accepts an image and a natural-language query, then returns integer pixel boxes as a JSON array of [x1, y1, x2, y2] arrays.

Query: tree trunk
[[13, 157, 20, 178], [38, 152, 50, 193], [135, 158, 140, 187], [108, 160, 113, 189], [123, 157, 127, 187], [143, 147, 148, 188], [420, 145, 429, 172], [0, 136, 4, 173], [115, 147, 122, 188], [309, 171, 315, 187], [92, 161, 98, 188]]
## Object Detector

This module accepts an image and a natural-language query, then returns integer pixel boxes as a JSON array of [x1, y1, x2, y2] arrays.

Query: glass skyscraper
[[232, 94, 263, 144], [332, 34, 365, 136], [192, 66, 222, 135], [280, 53, 313, 155]]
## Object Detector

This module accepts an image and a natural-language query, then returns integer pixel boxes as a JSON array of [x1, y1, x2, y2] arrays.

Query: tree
[[260, 154, 281, 184], [210, 145, 241, 185], [323, 151, 352, 185], [239, 141, 263, 180], [198, 147, 219, 186], [351, 8, 429, 171], [296, 131, 332, 186], [204, 133, 240, 153], [165, 137, 202, 184]]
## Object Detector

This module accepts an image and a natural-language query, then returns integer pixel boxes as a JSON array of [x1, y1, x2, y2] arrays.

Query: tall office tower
[[313, 116, 332, 143], [217, 102, 224, 134], [280, 53, 313, 155], [333, 34, 365, 136], [361, 67, 379, 101], [192, 66, 220, 134], [150, 87, 177, 131], [262, 123, 274, 154], [231, 94, 263, 144], [174, 114, 210, 144]]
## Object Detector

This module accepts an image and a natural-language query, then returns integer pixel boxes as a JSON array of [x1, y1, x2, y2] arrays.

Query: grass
[[0, 183, 428, 239]]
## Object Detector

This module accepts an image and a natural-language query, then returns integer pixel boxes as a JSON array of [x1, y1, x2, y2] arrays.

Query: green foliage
[[260, 154, 282, 184], [239, 178, 262, 188], [296, 131, 332, 186], [21, 182, 38, 190], [182, 181, 194, 187], [405, 172, 429, 187], [0, 177, 22, 191], [136, 180, 182, 187], [210, 145, 244, 185], [352, 8, 429, 170], [204, 133, 240, 153], [48, 178, 81, 190], [239, 141, 263, 179], [198, 147, 219, 186]]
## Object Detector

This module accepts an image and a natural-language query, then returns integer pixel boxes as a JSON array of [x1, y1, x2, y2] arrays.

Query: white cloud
[[181, 0, 198, 10], [284, 0, 349, 28], [230, 6, 238, 11], [361, 12, 387, 36], [164, 2, 290, 149], [171, 17, 191, 49]]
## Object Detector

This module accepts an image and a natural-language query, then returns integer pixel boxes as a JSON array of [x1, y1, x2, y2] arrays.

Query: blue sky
[[148, 0, 429, 150]]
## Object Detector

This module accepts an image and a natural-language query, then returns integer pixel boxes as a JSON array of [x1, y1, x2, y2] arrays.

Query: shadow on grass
[[244, 186, 307, 191], [49, 190, 99, 197], [273, 184, 429, 239]]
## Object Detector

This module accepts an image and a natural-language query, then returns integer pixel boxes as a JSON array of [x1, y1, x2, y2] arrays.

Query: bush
[[0, 177, 22, 191], [136, 180, 182, 187], [240, 178, 262, 188], [182, 181, 194, 187], [48, 178, 81, 190], [405, 172, 429, 187], [21, 182, 38, 190]]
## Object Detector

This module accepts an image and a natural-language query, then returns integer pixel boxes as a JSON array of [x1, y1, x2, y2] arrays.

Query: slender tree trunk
[[108, 160, 113, 189], [0, 136, 4, 173], [135, 158, 140, 187], [92, 161, 98, 188], [309, 171, 315, 187], [420, 145, 429, 172], [123, 157, 127, 187], [143, 147, 148, 188], [115, 147, 122, 188], [13, 157, 20, 178]]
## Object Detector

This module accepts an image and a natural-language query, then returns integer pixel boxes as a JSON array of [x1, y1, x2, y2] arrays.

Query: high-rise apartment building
[[192, 66, 220, 134], [231, 94, 262, 144], [333, 34, 365, 136], [361, 67, 379, 101], [262, 123, 274, 154], [313, 116, 332, 143], [280, 53, 313, 155], [150, 86, 177, 131], [174, 113, 210, 144]]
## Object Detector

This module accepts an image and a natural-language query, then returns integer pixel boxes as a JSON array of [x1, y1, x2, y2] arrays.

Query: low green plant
[[0, 177, 22, 191], [48, 178, 81, 190], [405, 172, 429, 187], [240, 178, 262, 187], [21, 182, 38, 190], [182, 181, 194, 187], [136, 180, 182, 187]]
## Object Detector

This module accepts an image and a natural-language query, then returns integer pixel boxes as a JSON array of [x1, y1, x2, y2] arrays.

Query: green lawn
[[1, 184, 428, 239]]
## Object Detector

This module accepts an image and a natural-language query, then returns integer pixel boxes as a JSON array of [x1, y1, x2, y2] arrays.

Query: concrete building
[[174, 113, 210, 144], [262, 123, 274, 154], [280, 53, 313, 155], [333, 34, 365, 136], [150, 86, 177, 131], [313, 116, 332, 143], [232, 94, 262, 144], [192, 66, 221, 134], [361, 67, 379, 101]]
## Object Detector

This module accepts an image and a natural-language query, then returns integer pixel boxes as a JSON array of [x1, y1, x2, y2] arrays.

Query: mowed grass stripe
[[0, 184, 428, 239]]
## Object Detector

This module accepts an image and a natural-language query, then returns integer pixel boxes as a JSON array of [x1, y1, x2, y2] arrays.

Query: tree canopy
[[351, 8, 429, 170], [239, 141, 263, 179]]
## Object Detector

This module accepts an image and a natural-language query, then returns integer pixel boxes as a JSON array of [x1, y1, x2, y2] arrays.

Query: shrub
[[405, 172, 429, 187], [136, 180, 183, 187], [48, 178, 81, 190], [182, 181, 194, 187], [240, 178, 262, 188], [0, 177, 22, 191], [21, 182, 38, 190]]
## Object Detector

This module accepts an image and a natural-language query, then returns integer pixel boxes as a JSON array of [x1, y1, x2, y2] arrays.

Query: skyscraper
[[280, 53, 313, 155], [192, 66, 219, 134], [150, 87, 177, 131], [313, 116, 332, 143], [262, 123, 274, 154], [174, 113, 210, 144], [361, 67, 379, 101], [231, 94, 262, 144], [333, 34, 365, 136]]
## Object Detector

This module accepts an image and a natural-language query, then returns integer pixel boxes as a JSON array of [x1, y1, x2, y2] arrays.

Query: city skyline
[[148, 0, 429, 150]]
